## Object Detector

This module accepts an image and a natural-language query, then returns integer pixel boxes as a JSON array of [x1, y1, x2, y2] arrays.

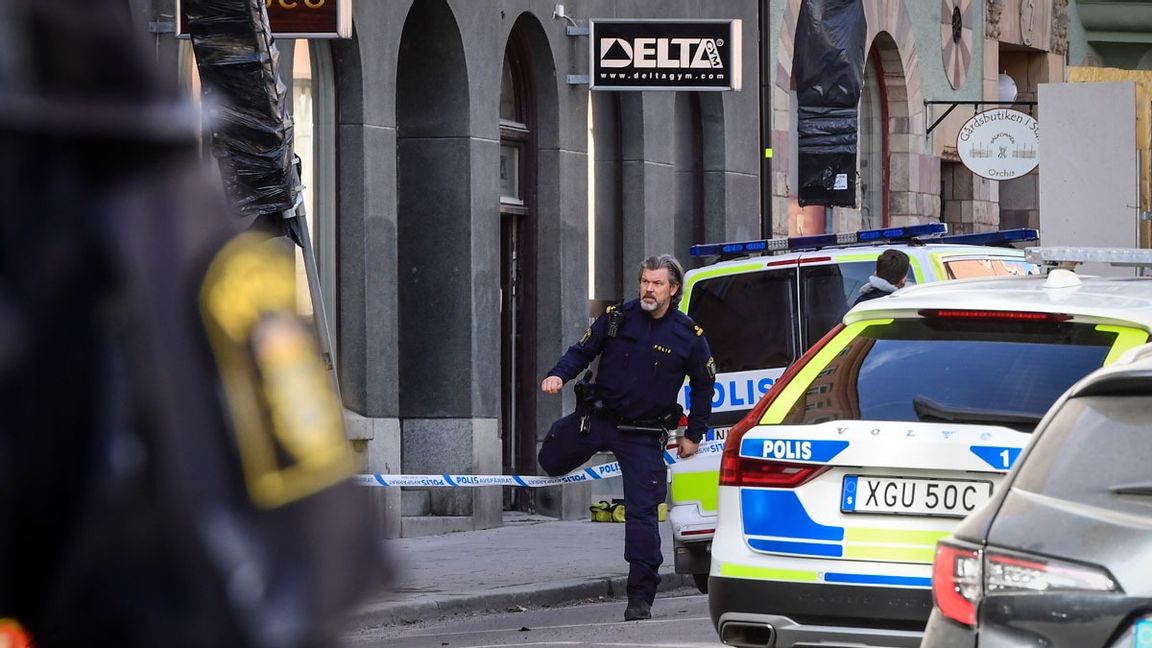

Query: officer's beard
[[640, 297, 659, 313]]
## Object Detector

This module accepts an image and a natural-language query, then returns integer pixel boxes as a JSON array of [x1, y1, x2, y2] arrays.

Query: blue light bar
[[936, 228, 1040, 246], [689, 222, 947, 257]]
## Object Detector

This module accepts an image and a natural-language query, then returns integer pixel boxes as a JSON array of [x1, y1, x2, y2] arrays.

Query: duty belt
[[589, 405, 668, 433]]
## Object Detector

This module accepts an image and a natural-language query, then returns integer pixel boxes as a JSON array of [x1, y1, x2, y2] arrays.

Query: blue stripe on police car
[[740, 439, 850, 463]]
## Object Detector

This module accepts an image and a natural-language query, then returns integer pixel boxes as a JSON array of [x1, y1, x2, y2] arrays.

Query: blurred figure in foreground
[[0, 2, 382, 646]]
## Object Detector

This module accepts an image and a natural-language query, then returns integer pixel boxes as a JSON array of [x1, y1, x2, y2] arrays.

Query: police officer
[[539, 254, 715, 621]]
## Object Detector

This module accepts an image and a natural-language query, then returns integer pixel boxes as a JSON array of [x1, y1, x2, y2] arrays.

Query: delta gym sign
[[590, 19, 742, 92], [957, 109, 1039, 181]]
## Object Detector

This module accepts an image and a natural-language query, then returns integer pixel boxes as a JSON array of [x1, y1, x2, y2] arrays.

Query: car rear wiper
[[1109, 482, 1152, 496], [912, 395, 1042, 430]]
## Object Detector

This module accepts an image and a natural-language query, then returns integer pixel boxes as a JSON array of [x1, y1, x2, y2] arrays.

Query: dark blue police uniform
[[538, 299, 715, 606]]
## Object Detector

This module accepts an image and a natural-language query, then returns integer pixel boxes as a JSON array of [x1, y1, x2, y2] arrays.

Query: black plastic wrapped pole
[[183, 0, 297, 232], [184, 0, 339, 384], [793, 0, 866, 207]]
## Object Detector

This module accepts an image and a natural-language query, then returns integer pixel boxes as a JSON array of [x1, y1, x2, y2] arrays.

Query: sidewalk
[[346, 512, 693, 631]]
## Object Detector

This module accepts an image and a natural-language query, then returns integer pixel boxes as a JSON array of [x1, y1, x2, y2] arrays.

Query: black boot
[[624, 599, 652, 621]]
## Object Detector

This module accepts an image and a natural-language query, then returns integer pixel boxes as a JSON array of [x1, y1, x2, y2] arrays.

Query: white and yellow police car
[[669, 224, 1039, 592], [708, 248, 1152, 648]]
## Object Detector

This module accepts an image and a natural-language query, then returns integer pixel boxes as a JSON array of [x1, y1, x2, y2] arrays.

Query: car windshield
[[778, 318, 1121, 430]]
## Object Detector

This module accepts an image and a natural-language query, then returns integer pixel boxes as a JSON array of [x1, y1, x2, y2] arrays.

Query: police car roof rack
[[1025, 247, 1152, 269], [936, 228, 1039, 247], [689, 223, 948, 259]]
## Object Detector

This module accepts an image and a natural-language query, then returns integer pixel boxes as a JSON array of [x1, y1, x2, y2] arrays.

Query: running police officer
[[539, 254, 715, 621]]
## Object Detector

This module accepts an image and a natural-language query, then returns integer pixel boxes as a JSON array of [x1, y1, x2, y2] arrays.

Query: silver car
[[924, 342, 1152, 648]]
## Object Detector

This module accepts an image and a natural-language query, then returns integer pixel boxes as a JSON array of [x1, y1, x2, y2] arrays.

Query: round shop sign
[[956, 109, 1039, 181]]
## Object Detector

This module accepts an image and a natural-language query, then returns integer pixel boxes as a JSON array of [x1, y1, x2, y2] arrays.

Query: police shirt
[[548, 299, 715, 442]]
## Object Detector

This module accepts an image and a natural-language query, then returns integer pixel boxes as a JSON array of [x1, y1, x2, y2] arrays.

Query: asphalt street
[[346, 512, 696, 633]]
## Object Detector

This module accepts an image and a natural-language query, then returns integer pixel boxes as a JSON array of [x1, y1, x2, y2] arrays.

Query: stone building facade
[[767, 0, 1069, 237], [139, 0, 761, 537]]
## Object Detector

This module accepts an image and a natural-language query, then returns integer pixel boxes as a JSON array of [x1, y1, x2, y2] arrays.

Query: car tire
[[692, 573, 709, 594]]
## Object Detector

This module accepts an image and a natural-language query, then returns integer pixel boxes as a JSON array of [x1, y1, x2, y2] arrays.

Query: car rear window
[[800, 261, 889, 349], [1012, 395, 1152, 511], [687, 268, 798, 373], [778, 318, 1120, 430], [688, 260, 916, 375]]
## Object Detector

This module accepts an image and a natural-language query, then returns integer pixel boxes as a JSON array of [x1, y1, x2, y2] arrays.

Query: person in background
[[853, 248, 911, 306]]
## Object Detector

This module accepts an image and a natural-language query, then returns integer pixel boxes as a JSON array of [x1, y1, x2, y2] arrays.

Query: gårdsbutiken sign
[[957, 109, 1039, 181]]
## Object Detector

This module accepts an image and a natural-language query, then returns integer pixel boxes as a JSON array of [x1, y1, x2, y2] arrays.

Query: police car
[[708, 248, 1152, 648], [668, 224, 1039, 591]]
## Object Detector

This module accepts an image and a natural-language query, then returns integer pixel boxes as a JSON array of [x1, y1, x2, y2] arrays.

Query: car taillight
[[718, 324, 845, 487], [932, 541, 982, 627], [727, 459, 829, 488], [985, 551, 1118, 594], [932, 540, 1120, 629]]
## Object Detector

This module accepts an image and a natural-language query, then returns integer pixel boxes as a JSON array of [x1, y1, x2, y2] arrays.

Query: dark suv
[[924, 342, 1152, 648]]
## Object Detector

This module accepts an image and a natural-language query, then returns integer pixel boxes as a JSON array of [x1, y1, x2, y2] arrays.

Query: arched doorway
[[859, 45, 889, 229], [499, 24, 537, 510], [500, 13, 558, 512]]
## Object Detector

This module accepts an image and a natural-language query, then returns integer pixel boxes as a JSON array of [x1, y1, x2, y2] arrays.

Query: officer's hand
[[678, 437, 700, 459], [541, 376, 564, 394]]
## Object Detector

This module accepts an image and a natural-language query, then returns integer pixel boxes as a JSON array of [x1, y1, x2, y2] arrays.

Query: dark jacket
[[548, 299, 715, 442]]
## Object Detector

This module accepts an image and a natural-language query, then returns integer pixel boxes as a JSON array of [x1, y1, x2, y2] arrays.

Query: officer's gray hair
[[639, 254, 685, 308]]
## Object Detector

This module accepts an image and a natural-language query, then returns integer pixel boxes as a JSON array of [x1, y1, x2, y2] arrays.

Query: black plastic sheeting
[[184, 0, 299, 238], [793, 0, 866, 207]]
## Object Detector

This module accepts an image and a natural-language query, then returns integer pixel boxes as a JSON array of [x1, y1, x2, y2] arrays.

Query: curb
[[348, 570, 693, 630]]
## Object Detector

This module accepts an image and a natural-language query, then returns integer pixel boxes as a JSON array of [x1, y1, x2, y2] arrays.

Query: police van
[[708, 248, 1152, 648], [668, 223, 1040, 592]]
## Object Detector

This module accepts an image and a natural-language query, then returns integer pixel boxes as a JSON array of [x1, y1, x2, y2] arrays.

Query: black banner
[[590, 20, 742, 91]]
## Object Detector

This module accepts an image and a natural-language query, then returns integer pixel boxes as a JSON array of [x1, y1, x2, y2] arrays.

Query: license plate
[[1136, 617, 1152, 648], [841, 475, 992, 518]]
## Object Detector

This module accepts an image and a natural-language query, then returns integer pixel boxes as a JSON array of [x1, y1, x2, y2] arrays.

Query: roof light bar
[[689, 223, 947, 258], [1025, 247, 1152, 268], [919, 309, 1072, 323], [938, 228, 1039, 246]]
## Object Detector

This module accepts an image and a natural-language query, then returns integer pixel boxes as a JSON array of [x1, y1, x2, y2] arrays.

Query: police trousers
[[538, 409, 667, 604]]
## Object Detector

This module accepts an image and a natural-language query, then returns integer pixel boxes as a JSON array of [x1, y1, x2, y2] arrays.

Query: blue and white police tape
[[355, 438, 725, 488]]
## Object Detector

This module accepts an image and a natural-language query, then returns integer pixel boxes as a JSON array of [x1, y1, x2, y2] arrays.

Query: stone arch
[[395, 0, 470, 419], [774, 0, 935, 231], [497, 12, 560, 498]]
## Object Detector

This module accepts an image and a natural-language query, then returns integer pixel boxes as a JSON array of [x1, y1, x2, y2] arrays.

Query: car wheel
[[692, 573, 709, 594]]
